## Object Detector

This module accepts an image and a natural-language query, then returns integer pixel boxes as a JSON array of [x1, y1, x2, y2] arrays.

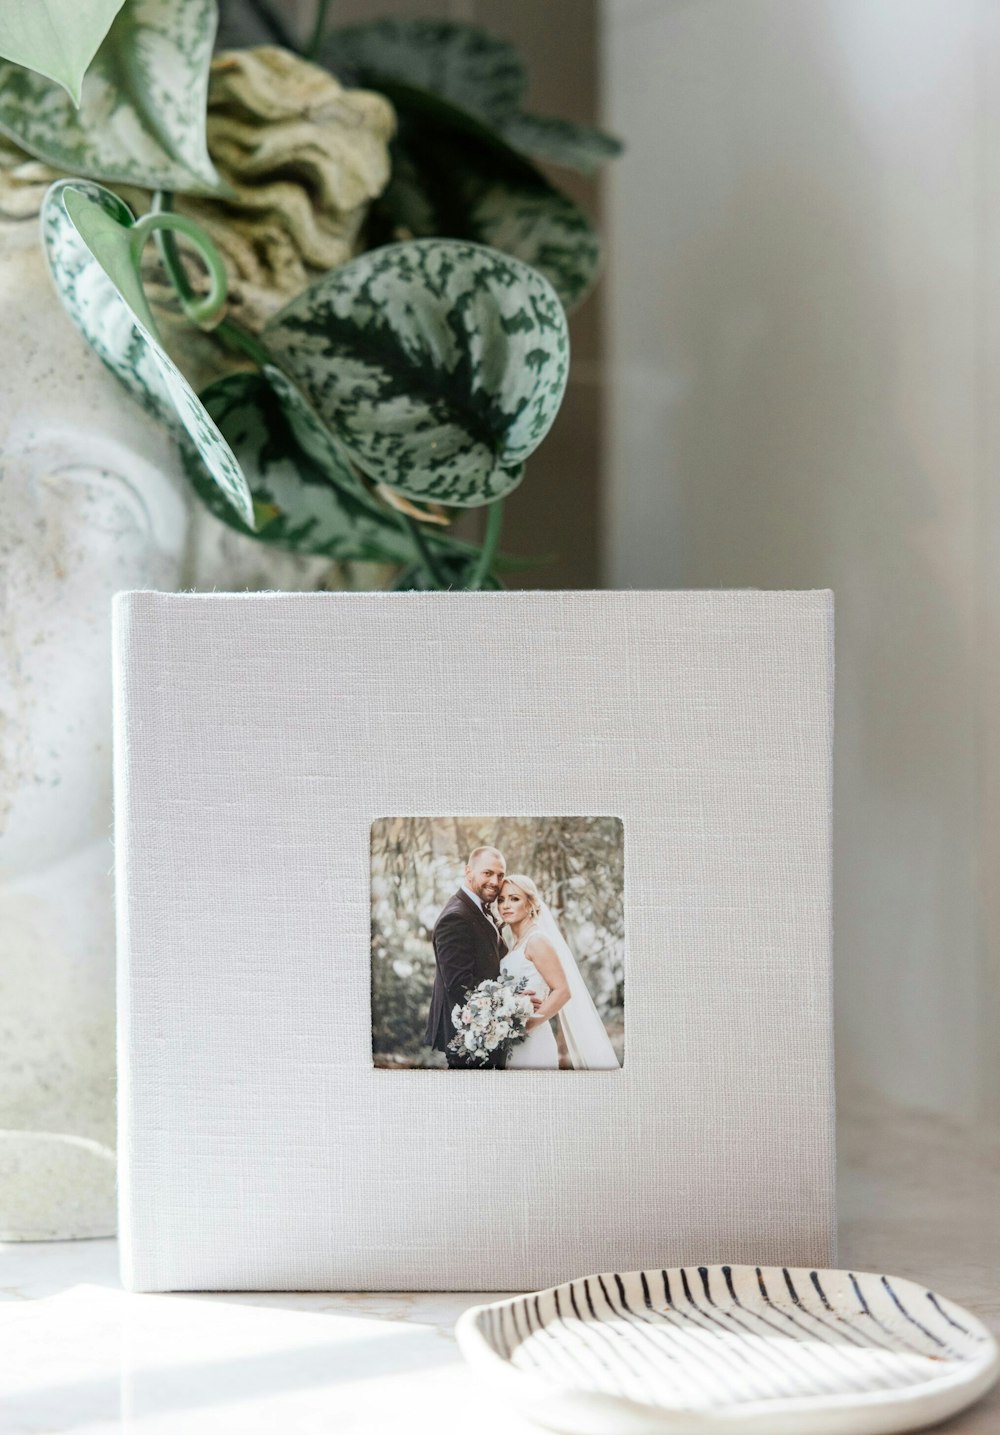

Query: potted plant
[[0, 0, 621, 1237]]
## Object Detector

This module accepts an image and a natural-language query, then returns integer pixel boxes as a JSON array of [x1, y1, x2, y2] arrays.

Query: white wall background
[[603, 0, 1000, 1122]]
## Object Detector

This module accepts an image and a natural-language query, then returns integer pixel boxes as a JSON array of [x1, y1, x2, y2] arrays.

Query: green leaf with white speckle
[[41, 178, 254, 524], [357, 83, 601, 311], [182, 371, 420, 562], [439, 151, 601, 313], [320, 23, 609, 306], [323, 19, 526, 127], [259, 363, 362, 495], [0, 0, 224, 194], [263, 238, 568, 508], [0, 0, 126, 104], [322, 17, 622, 176], [185, 368, 516, 572], [499, 113, 623, 176]]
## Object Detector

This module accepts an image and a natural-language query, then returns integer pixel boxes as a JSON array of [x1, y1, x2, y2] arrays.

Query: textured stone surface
[[0, 219, 332, 1239], [163, 47, 394, 332]]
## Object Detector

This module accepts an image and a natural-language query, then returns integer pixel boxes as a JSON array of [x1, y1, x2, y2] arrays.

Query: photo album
[[114, 589, 835, 1291]]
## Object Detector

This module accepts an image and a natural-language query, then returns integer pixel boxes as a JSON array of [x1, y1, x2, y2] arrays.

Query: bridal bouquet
[[449, 974, 535, 1065]]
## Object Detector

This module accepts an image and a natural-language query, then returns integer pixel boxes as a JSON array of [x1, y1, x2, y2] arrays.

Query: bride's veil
[[535, 901, 620, 1069]]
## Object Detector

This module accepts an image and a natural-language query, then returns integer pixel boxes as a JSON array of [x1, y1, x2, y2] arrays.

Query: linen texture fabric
[[113, 589, 835, 1292]]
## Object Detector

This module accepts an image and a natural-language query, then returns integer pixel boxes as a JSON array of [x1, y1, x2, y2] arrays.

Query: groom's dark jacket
[[425, 888, 506, 1052]]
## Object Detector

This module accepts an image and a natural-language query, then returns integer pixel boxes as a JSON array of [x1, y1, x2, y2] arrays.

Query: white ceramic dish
[[455, 1264, 999, 1434]]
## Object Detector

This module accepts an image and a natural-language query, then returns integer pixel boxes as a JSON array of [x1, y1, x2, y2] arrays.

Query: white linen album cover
[[113, 589, 835, 1292]]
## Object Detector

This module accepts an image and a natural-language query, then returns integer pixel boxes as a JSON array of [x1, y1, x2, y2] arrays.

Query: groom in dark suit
[[425, 846, 511, 1068]]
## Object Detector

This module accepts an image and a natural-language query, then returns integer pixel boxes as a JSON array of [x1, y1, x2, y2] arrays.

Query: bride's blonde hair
[[503, 874, 543, 921]]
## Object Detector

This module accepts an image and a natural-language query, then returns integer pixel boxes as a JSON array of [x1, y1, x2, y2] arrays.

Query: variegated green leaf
[[185, 368, 511, 574], [259, 363, 524, 569], [260, 363, 362, 495], [323, 19, 525, 126], [319, 39, 604, 307], [0, 0, 223, 194], [322, 17, 621, 176], [263, 239, 569, 508], [0, 1, 126, 104], [183, 371, 418, 561], [448, 163, 600, 313], [498, 113, 623, 176], [41, 178, 254, 524], [381, 125, 601, 312]]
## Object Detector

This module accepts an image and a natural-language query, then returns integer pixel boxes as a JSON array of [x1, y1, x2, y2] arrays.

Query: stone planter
[[0, 217, 334, 1239]]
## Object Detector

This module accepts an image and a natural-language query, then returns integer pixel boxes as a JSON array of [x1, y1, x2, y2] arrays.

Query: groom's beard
[[470, 884, 501, 906]]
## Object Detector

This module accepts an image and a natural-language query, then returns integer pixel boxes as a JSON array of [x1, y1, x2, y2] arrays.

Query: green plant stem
[[152, 193, 272, 366], [135, 200, 228, 327], [467, 499, 504, 589], [306, 0, 333, 58], [150, 194, 195, 296], [215, 318, 273, 367], [400, 512, 447, 589]]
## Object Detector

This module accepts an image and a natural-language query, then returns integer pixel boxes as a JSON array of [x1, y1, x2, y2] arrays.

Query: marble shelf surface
[[2, 1095, 998, 1435]]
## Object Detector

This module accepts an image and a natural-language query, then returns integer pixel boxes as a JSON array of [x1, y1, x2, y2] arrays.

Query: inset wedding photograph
[[371, 817, 625, 1069]]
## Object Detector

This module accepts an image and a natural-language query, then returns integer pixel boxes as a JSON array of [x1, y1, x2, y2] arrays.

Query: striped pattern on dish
[[456, 1264, 999, 1434]]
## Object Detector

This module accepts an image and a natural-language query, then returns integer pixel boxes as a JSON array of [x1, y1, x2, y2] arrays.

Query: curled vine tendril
[[149, 191, 271, 364], [127, 195, 229, 329]]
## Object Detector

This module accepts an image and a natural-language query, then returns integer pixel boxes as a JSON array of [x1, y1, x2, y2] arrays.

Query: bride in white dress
[[498, 875, 620, 1070]]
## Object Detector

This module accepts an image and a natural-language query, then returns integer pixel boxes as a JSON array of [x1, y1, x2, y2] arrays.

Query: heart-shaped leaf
[[322, 18, 621, 176], [184, 371, 418, 561], [469, 181, 600, 314], [41, 178, 254, 524], [185, 368, 515, 575], [498, 113, 623, 176], [259, 363, 363, 495], [320, 28, 606, 307], [380, 121, 601, 312], [323, 19, 526, 127], [262, 238, 569, 508], [0, 0, 224, 194], [0, 0, 126, 104]]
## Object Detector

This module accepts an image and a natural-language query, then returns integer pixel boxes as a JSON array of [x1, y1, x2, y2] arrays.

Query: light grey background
[[602, 0, 1000, 1127], [114, 589, 835, 1292]]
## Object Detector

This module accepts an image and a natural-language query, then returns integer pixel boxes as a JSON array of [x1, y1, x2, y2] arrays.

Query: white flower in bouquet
[[448, 972, 535, 1065]]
